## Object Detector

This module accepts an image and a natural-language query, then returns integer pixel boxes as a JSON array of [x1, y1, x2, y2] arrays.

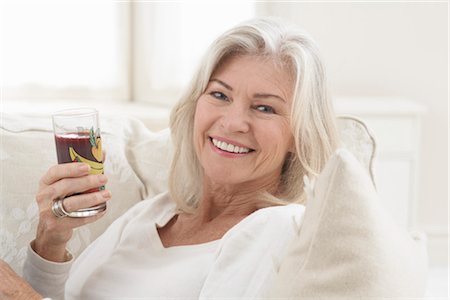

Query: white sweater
[[24, 192, 305, 299]]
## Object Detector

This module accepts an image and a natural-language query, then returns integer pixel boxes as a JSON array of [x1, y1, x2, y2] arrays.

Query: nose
[[220, 103, 250, 133]]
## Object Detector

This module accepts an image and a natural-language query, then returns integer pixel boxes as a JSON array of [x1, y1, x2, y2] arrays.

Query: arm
[[22, 243, 72, 300], [0, 259, 41, 300], [21, 162, 111, 299], [23, 190, 158, 300]]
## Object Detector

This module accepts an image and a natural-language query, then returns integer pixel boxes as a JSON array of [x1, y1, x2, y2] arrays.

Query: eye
[[209, 91, 229, 101], [255, 105, 275, 114]]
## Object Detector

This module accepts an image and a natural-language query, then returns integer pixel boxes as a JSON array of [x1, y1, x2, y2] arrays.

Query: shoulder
[[200, 204, 305, 298], [108, 191, 175, 229], [233, 203, 305, 235], [254, 203, 305, 222], [126, 191, 175, 219], [134, 191, 175, 215], [221, 203, 305, 247]]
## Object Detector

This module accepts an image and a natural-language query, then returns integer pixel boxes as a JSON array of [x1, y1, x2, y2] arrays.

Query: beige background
[[256, 2, 448, 265]]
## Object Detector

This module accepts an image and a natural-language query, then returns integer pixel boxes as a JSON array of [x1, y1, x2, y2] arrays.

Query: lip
[[208, 136, 254, 158]]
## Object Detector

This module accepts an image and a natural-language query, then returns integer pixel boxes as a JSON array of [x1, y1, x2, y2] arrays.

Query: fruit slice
[[69, 147, 104, 175]]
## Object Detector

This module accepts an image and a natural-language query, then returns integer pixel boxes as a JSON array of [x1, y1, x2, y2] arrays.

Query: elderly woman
[[0, 17, 338, 299]]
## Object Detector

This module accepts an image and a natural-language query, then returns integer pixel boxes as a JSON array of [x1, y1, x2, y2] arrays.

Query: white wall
[[257, 2, 448, 266]]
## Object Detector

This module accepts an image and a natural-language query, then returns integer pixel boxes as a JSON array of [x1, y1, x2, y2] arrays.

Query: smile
[[210, 137, 254, 154]]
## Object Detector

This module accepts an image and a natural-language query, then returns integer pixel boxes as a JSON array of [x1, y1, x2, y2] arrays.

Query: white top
[[23, 192, 305, 300]]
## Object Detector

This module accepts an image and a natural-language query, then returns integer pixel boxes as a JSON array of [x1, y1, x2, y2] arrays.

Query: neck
[[166, 176, 281, 245], [193, 175, 280, 222]]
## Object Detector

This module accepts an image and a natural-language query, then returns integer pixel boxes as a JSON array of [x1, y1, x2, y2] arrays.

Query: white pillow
[[0, 114, 171, 275], [269, 149, 428, 298]]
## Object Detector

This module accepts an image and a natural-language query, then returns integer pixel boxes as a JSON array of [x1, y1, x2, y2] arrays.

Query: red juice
[[54, 131, 104, 193], [55, 132, 94, 163]]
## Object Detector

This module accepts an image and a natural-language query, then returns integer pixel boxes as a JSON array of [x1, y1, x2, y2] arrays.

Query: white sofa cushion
[[1, 113, 428, 297], [0, 113, 172, 275], [269, 149, 428, 298]]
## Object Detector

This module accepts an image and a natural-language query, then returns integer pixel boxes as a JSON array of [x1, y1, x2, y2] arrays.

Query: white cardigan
[[24, 192, 305, 300]]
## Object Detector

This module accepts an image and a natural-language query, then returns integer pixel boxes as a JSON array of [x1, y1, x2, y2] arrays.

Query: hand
[[34, 162, 112, 262], [0, 259, 41, 300]]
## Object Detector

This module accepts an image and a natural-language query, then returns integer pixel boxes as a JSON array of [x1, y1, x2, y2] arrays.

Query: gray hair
[[169, 17, 338, 212]]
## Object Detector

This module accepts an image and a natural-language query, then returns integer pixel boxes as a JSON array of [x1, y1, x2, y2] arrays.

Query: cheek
[[279, 120, 294, 153], [263, 120, 292, 151], [259, 123, 295, 168], [193, 99, 215, 152], [195, 98, 223, 131], [254, 121, 293, 164]]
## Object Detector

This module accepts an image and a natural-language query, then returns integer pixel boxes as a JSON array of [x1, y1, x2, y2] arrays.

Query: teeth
[[211, 138, 251, 154]]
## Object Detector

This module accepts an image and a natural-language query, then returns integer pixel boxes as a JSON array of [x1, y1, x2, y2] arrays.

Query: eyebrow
[[210, 78, 233, 91], [253, 93, 286, 103], [209, 78, 286, 103]]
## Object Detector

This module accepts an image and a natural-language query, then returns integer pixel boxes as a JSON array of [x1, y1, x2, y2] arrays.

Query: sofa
[[0, 112, 428, 298]]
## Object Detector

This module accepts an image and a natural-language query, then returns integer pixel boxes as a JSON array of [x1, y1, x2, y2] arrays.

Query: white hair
[[169, 17, 338, 212]]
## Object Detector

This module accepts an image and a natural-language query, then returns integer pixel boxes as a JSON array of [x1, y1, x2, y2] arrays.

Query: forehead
[[211, 55, 294, 100]]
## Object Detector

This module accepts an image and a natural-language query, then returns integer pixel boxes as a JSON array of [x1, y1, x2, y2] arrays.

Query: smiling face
[[193, 54, 295, 194]]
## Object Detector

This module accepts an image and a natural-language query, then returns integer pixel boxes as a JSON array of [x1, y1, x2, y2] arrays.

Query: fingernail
[[80, 164, 90, 172], [101, 190, 111, 199]]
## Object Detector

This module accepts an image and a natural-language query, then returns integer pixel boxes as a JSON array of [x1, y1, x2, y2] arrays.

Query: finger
[[62, 190, 112, 213], [37, 174, 108, 205], [40, 163, 91, 186], [102, 150, 107, 162], [51, 174, 108, 200]]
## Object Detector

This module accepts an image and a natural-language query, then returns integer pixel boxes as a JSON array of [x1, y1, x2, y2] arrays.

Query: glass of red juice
[[52, 108, 106, 217]]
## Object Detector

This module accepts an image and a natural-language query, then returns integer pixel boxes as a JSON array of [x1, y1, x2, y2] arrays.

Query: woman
[[0, 17, 338, 299]]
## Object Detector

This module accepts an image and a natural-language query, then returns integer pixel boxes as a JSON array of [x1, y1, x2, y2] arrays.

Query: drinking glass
[[52, 108, 106, 217]]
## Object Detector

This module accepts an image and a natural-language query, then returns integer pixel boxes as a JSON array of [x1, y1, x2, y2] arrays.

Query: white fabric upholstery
[[269, 149, 428, 298], [337, 115, 377, 187], [0, 113, 427, 298]]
